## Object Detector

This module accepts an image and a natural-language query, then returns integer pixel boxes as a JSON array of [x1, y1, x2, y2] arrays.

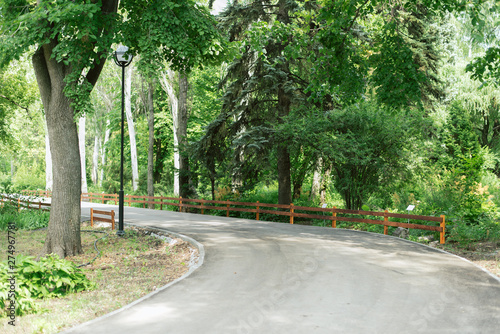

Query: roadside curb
[[61, 222, 205, 334]]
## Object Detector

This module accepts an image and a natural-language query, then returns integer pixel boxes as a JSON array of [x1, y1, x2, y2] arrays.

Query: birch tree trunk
[[78, 116, 88, 193], [178, 71, 190, 198], [309, 157, 322, 201], [125, 65, 139, 192], [45, 131, 53, 190], [91, 135, 100, 185], [159, 69, 180, 195], [147, 79, 155, 208], [99, 120, 111, 187]]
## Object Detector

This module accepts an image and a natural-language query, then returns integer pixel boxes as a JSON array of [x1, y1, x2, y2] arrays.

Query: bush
[[0, 255, 96, 317], [0, 203, 49, 231]]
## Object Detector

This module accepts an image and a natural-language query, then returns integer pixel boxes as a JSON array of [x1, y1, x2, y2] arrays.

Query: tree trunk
[[45, 130, 53, 190], [91, 135, 99, 185], [309, 157, 322, 201], [178, 71, 190, 198], [33, 45, 82, 258], [320, 166, 332, 205], [78, 116, 88, 193], [99, 120, 111, 187], [159, 69, 180, 195], [124, 65, 139, 192], [147, 80, 155, 208]]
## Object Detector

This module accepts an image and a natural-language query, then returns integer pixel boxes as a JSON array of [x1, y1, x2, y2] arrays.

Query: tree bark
[[45, 130, 53, 190], [309, 157, 322, 201], [33, 45, 82, 258], [178, 72, 191, 198], [78, 116, 88, 193], [159, 69, 180, 195], [124, 65, 139, 192], [91, 135, 100, 185], [99, 120, 111, 187], [147, 79, 155, 208]]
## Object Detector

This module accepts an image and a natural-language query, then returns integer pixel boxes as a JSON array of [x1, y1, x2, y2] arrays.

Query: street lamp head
[[113, 45, 133, 67]]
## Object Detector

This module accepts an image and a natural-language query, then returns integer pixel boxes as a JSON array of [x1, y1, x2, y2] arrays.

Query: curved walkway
[[63, 202, 500, 334]]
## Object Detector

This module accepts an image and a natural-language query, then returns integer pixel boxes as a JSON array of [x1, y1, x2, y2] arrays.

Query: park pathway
[[62, 202, 500, 334]]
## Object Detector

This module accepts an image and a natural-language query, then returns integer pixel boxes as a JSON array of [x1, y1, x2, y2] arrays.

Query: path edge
[[60, 223, 205, 334]]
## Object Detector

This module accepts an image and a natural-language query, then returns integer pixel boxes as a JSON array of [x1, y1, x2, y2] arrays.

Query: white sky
[[211, 0, 229, 15]]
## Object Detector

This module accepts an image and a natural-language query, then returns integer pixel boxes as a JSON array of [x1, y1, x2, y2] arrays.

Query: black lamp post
[[113, 45, 133, 236]]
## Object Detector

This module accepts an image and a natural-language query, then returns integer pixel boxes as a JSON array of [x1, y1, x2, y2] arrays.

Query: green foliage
[[448, 219, 500, 245], [121, 0, 223, 76], [0, 254, 95, 316], [0, 202, 50, 231], [280, 100, 416, 209]]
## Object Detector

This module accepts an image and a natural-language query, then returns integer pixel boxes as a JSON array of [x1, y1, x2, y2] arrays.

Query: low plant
[[0, 254, 96, 317]]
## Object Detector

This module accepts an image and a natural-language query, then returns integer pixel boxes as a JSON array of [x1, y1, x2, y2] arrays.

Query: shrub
[[0, 255, 96, 317]]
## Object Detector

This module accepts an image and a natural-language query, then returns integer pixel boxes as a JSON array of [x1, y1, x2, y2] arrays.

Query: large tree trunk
[[33, 45, 82, 258], [147, 80, 155, 208], [45, 130, 53, 190], [30, 0, 117, 258], [78, 116, 88, 193], [124, 65, 139, 192], [159, 69, 180, 195], [178, 72, 191, 198]]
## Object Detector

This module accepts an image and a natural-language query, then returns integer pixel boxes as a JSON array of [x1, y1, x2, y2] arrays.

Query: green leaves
[[0, 254, 95, 316], [120, 0, 223, 76]]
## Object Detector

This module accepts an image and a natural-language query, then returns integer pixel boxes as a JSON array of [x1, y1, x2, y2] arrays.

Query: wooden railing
[[1, 195, 51, 211], [19, 190, 447, 243], [21, 189, 52, 198], [90, 208, 115, 230]]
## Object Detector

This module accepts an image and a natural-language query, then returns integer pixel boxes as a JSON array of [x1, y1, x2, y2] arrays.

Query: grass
[[0, 223, 195, 334]]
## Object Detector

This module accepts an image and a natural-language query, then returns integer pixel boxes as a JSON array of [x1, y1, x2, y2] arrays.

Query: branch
[[0, 94, 32, 119], [341, 0, 371, 48]]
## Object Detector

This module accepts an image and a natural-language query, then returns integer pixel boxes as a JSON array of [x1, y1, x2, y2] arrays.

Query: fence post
[[17, 198, 20, 211], [256, 201, 260, 221], [39, 202, 41, 210], [332, 206, 337, 228], [179, 196, 183, 212], [90, 208, 94, 228], [384, 210, 388, 235], [226, 204, 230, 217], [111, 210, 115, 230], [290, 203, 294, 224], [440, 215, 446, 244], [143, 196, 146, 209]]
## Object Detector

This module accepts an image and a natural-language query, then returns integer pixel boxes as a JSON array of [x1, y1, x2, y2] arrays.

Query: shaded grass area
[[0, 224, 195, 334]]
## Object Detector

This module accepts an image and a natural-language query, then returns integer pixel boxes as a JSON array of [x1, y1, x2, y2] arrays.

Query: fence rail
[[1, 195, 51, 211], [90, 208, 115, 230], [18, 190, 446, 243]]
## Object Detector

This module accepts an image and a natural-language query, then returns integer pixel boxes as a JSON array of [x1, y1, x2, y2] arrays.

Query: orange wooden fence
[[1, 195, 51, 211], [19, 190, 446, 243], [90, 208, 115, 230]]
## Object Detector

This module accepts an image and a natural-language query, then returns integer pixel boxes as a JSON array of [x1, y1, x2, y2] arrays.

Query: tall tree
[[0, 0, 221, 257], [124, 65, 139, 191]]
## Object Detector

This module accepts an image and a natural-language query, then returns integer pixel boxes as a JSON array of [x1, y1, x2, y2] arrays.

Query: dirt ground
[[437, 241, 500, 278]]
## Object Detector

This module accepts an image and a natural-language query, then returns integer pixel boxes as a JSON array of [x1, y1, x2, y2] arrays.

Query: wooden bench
[[90, 208, 115, 230]]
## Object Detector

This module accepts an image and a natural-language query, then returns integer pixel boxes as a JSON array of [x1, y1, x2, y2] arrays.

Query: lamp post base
[[117, 189, 125, 236]]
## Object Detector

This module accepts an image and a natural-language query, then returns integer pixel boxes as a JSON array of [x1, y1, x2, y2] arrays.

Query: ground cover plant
[[0, 221, 195, 334]]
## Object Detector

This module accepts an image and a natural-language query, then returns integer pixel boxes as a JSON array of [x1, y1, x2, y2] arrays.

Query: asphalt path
[[62, 202, 500, 334]]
